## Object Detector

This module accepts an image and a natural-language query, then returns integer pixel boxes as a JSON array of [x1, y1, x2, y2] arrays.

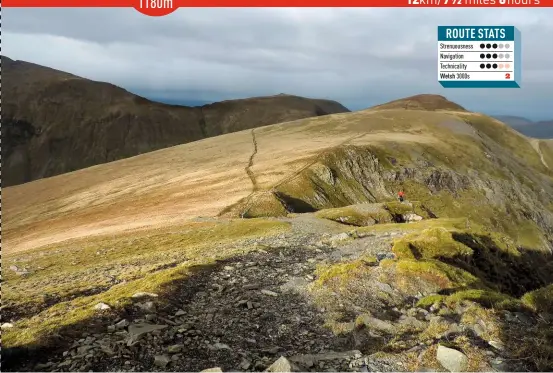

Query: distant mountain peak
[[370, 94, 467, 112], [493, 115, 553, 139], [493, 115, 534, 126]]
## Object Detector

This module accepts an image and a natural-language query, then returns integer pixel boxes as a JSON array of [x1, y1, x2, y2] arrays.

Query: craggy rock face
[[1, 56, 349, 186], [240, 135, 553, 251]]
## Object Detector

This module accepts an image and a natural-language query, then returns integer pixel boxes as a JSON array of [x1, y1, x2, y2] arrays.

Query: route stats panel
[[438, 26, 521, 88]]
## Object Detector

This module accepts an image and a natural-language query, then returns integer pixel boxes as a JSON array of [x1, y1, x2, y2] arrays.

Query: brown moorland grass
[[3, 109, 458, 254], [4, 108, 550, 256]]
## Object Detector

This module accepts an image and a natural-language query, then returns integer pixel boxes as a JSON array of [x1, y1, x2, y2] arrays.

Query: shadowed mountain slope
[[1, 56, 349, 186]]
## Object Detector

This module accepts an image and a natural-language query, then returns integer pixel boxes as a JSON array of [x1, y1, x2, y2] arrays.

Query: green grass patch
[[521, 284, 553, 313], [391, 227, 473, 260], [3, 263, 196, 349], [314, 260, 368, 287], [388, 179, 548, 251], [416, 294, 445, 309], [444, 289, 523, 310], [315, 205, 393, 226], [395, 259, 482, 291], [355, 218, 467, 235], [383, 201, 414, 216], [243, 192, 288, 218]]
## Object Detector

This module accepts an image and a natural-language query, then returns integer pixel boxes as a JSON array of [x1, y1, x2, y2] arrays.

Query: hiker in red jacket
[[398, 190, 405, 202]]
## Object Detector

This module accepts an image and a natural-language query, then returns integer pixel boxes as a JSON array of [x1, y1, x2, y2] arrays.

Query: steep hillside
[[1, 56, 349, 186], [4, 95, 553, 372]]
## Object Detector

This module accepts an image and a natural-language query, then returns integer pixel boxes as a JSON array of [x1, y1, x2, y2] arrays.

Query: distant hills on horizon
[[492, 115, 553, 139], [145, 97, 553, 139]]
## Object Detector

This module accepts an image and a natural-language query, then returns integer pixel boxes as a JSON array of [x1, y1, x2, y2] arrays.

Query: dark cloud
[[3, 8, 552, 119]]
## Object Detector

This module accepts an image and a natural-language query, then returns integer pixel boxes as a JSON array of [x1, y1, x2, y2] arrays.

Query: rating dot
[[499, 63, 504, 69], [505, 53, 510, 59], [493, 53, 498, 58], [486, 43, 491, 49], [486, 63, 491, 69], [480, 43, 485, 49], [505, 63, 511, 68], [499, 43, 504, 49], [499, 53, 504, 59], [486, 53, 491, 58], [480, 53, 485, 59], [480, 63, 485, 69], [505, 43, 510, 49], [493, 43, 498, 49], [493, 63, 498, 69]]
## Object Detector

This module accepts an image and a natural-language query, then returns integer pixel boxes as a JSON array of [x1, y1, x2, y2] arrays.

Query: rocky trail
[[7, 215, 540, 372], [39, 246, 350, 372], [10, 218, 406, 372]]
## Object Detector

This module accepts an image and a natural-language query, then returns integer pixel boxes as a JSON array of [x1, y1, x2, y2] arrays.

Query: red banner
[[1, 0, 550, 16]]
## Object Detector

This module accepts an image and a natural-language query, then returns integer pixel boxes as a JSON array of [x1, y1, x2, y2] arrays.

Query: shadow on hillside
[[448, 233, 553, 298], [4, 238, 553, 372], [274, 192, 318, 213], [2, 247, 355, 372], [442, 233, 553, 371]]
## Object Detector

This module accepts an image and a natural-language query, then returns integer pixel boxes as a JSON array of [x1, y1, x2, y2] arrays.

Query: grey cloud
[[3, 7, 553, 119]]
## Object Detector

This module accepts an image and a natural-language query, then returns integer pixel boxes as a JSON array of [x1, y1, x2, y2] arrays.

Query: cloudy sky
[[3, 8, 552, 119]]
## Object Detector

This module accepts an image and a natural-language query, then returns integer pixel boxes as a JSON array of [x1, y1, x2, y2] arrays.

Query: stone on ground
[[94, 302, 111, 310], [127, 323, 167, 344], [131, 292, 159, 300], [403, 213, 423, 222], [356, 314, 396, 333], [436, 345, 469, 372], [154, 354, 171, 368], [265, 356, 294, 372]]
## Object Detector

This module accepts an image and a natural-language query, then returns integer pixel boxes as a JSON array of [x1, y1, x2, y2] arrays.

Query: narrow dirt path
[[246, 129, 259, 192], [530, 139, 550, 170]]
